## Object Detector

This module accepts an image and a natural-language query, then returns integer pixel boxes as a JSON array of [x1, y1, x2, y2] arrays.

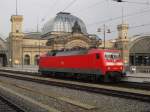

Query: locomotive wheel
[[113, 73, 121, 82], [90, 75, 95, 82], [103, 73, 112, 82], [90, 74, 98, 82], [104, 72, 121, 82], [74, 73, 79, 80], [41, 71, 50, 77], [87, 74, 92, 81]]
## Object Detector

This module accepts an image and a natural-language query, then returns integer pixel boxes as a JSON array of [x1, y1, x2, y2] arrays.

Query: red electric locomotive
[[38, 49, 126, 82]]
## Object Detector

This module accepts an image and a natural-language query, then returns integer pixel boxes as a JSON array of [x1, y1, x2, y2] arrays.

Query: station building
[[129, 34, 150, 72], [0, 12, 149, 72], [7, 12, 101, 66]]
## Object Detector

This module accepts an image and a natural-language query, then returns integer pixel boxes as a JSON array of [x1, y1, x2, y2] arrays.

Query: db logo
[[61, 61, 64, 65]]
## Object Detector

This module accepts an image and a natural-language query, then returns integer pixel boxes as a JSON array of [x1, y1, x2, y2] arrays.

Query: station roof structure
[[42, 12, 87, 35]]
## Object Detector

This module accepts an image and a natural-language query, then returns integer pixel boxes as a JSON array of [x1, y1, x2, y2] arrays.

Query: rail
[[0, 70, 150, 103], [0, 94, 25, 112]]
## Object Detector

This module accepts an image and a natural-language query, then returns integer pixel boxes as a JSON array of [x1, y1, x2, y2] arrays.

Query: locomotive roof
[[47, 49, 88, 56], [47, 49, 120, 56], [90, 49, 120, 53]]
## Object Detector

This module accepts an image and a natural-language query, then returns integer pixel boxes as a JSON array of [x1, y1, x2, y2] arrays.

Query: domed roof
[[42, 12, 87, 35]]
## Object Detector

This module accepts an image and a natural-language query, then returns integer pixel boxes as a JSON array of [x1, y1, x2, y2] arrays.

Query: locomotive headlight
[[107, 67, 111, 70], [120, 66, 123, 70]]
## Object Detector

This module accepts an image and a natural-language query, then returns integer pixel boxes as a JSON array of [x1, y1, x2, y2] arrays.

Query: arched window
[[34, 55, 39, 65], [24, 55, 30, 65]]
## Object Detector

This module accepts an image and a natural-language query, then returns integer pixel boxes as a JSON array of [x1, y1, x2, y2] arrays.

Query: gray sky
[[0, 0, 150, 39]]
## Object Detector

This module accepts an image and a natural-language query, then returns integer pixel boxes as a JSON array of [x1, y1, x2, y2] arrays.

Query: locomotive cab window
[[96, 53, 100, 59], [105, 52, 121, 60]]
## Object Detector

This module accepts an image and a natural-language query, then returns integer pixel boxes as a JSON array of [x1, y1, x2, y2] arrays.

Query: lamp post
[[39, 38, 40, 56], [10, 43, 13, 67], [38, 38, 41, 66], [97, 24, 111, 49], [22, 43, 23, 69]]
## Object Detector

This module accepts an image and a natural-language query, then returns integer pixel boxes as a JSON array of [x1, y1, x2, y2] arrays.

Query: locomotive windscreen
[[105, 52, 121, 60], [47, 49, 88, 56]]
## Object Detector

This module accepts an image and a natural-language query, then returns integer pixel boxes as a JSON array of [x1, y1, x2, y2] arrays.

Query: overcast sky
[[0, 0, 150, 39]]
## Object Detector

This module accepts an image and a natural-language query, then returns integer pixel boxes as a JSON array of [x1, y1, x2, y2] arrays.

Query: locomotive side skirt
[[39, 68, 102, 75]]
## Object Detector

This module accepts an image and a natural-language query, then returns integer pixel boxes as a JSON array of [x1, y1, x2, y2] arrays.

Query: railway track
[[0, 94, 25, 112], [1, 68, 150, 91], [0, 69, 150, 103], [0, 80, 96, 111]]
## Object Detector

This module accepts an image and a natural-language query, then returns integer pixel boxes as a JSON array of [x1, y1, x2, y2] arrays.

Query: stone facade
[[22, 36, 51, 65], [115, 23, 129, 65], [46, 33, 101, 50], [9, 15, 24, 65], [8, 13, 101, 66], [8, 15, 51, 66]]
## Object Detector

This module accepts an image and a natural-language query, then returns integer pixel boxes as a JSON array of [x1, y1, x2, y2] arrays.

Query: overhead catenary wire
[[87, 8, 150, 27], [124, 1, 150, 5], [40, 0, 150, 37], [41, 0, 150, 25], [72, 0, 105, 14], [125, 22, 150, 37], [41, 0, 77, 23], [96, 22, 150, 40], [112, 0, 150, 5], [0, 34, 5, 38], [62, 0, 77, 12], [42, 0, 105, 21], [41, 0, 58, 22], [99, 22, 150, 35], [130, 23, 150, 29], [71, 0, 150, 15]]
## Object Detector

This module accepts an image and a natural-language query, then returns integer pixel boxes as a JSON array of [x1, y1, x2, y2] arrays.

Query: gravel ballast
[[0, 76, 150, 112]]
